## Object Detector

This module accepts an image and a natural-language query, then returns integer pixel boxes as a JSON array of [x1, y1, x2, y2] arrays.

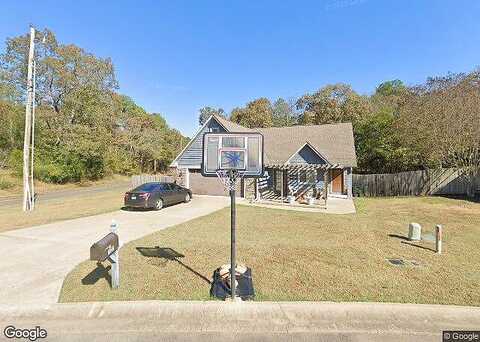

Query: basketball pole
[[229, 169, 237, 300]]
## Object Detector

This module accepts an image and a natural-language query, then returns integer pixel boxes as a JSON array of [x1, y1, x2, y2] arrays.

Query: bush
[[35, 161, 70, 183], [352, 184, 366, 197], [7, 147, 109, 184], [7, 149, 23, 176], [0, 177, 14, 190]]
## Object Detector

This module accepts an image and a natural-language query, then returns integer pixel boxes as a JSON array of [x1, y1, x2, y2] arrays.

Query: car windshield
[[133, 183, 164, 192]]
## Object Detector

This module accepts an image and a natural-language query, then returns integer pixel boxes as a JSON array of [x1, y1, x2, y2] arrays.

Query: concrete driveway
[[0, 196, 229, 304]]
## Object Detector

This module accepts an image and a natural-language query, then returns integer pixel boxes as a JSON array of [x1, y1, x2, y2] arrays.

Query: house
[[170, 115, 357, 201]]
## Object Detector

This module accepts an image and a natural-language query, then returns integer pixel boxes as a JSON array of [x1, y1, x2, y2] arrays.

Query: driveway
[[0, 196, 229, 304]]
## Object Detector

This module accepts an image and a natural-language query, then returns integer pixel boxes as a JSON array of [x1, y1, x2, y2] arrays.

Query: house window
[[275, 170, 282, 192], [210, 127, 220, 133], [316, 169, 324, 181], [307, 171, 316, 184], [266, 169, 274, 188], [299, 170, 307, 183]]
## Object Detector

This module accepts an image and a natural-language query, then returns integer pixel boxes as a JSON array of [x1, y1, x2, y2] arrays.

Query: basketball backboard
[[201, 132, 264, 178]]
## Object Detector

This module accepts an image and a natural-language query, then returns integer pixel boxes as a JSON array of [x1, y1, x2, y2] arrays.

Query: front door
[[331, 169, 343, 194]]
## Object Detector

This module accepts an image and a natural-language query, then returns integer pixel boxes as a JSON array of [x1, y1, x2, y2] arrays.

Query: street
[[1, 301, 479, 341]]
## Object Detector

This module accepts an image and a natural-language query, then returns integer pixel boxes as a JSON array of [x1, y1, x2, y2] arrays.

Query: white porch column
[[323, 170, 329, 206], [184, 168, 190, 189], [346, 167, 353, 198], [280, 169, 284, 199]]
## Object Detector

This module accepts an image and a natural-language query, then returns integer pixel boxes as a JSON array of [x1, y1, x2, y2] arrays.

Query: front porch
[[248, 164, 353, 206], [242, 196, 356, 214]]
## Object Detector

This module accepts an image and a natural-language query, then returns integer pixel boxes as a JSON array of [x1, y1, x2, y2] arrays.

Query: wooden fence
[[353, 168, 479, 197], [131, 174, 174, 188]]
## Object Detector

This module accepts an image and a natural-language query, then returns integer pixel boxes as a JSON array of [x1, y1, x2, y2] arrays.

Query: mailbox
[[90, 232, 119, 262]]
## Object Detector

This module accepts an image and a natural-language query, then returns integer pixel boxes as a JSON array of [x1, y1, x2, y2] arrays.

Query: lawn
[[0, 170, 130, 232], [0, 169, 129, 197], [60, 196, 480, 305], [0, 188, 125, 233]]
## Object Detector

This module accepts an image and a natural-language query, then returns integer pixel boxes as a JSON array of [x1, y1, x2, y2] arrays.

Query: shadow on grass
[[388, 234, 409, 241], [82, 263, 111, 286], [389, 233, 437, 252], [401, 241, 436, 252], [136, 246, 211, 284], [435, 194, 480, 204]]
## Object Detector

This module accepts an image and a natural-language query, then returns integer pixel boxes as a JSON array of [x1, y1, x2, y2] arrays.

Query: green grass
[[0, 169, 129, 197], [60, 197, 480, 305], [0, 189, 125, 233]]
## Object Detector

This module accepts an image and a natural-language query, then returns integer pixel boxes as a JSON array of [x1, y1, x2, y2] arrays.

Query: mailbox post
[[89, 220, 120, 289], [435, 224, 443, 254], [110, 221, 120, 288]]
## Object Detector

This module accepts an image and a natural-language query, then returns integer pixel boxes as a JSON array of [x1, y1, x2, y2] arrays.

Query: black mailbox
[[90, 233, 119, 262]]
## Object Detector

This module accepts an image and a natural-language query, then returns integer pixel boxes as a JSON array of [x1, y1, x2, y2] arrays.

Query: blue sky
[[1, 0, 479, 137]]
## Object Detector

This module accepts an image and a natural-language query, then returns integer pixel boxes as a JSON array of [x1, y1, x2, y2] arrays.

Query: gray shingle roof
[[213, 114, 253, 132], [209, 115, 357, 167], [257, 123, 357, 167]]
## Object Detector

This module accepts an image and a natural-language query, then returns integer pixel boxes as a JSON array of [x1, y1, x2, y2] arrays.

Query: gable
[[173, 117, 227, 167], [258, 123, 357, 167], [171, 117, 357, 168], [288, 144, 328, 165]]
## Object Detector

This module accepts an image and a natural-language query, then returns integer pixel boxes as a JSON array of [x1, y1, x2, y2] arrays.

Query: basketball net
[[216, 169, 246, 192]]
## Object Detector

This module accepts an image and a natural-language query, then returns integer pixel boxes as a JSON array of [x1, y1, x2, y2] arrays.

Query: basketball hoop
[[201, 132, 264, 301], [216, 169, 246, 192]]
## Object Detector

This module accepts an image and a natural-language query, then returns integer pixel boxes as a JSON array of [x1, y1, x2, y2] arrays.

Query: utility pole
[[22, 27, 35, 211]]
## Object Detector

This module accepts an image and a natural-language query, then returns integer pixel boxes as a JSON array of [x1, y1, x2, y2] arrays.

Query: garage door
[[189, 170, 242, 196]]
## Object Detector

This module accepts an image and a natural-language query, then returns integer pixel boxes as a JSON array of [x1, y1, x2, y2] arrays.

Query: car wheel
[[184, 193, 191, 203], [155, 198, 163, 210]]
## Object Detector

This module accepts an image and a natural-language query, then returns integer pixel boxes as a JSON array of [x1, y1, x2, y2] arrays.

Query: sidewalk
[[1, 300, 479, 341]]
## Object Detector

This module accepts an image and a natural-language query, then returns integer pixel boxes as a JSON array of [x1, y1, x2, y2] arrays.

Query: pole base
[[210, 266, 255, 301], [224, 296, 243, 303]]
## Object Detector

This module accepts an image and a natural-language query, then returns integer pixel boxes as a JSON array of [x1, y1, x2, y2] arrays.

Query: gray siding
[[289, 145, 327, 165], [177, 119, 226, 167]]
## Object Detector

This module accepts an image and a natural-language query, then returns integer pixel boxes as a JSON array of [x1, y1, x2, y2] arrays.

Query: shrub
[[0, 178, 14, 190], [7, 149, 23, 176]]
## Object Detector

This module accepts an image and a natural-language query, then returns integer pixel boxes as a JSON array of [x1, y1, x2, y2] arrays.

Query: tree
[[198, 106, 224, 126], [375, 80, 406, 97], [296, 84, 370, 125], [354, 111, 420, 173], [397, 70, 480, 194], [1, 28, 117, 114], [0, 28, 187, 182], [272, 97, 297, 127], [371, 79, 408, 118], [230, 97, 273, 128]]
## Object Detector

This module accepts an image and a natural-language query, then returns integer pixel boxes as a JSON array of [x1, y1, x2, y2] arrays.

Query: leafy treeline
[[201, 73, 480, 174], [0, 28, 188, 183]]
